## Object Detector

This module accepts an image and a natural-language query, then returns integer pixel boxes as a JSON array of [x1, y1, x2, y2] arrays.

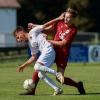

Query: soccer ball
[[23, 79, 35, 91]]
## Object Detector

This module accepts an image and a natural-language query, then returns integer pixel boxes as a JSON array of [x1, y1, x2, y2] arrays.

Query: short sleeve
[[29, 25, 43, 36]]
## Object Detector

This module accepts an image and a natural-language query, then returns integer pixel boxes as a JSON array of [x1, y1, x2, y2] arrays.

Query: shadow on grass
[[85, 92, 100, 95], [18, 92, 100, 96], [62, 92, 100, 96], [37, 92, 100, 96]]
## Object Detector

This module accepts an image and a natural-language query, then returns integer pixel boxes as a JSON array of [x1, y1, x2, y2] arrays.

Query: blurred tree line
[[17, 0, 100, 32]]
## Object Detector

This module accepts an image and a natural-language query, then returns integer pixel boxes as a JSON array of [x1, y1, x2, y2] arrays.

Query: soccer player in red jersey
[[49, 8, 86, 95], [22, 7, 86, 95]]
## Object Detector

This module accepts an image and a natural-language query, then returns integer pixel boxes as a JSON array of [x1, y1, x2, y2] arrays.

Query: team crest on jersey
[[59, 29, 71, 40]]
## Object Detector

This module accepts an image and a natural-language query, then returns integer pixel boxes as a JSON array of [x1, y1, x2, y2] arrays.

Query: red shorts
[[55, 56, 68, 69]]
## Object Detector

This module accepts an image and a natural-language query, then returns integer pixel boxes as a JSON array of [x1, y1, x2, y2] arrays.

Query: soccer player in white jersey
[[13, 24, 64, 95]]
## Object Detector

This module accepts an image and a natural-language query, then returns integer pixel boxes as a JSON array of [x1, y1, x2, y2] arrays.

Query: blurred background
[[0, 0, 100, 62]]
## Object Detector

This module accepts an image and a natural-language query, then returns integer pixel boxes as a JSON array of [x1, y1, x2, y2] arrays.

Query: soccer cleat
[[56, 72, 64, 84], [77, 81, 86, 95], [53, 88, 63, 96]]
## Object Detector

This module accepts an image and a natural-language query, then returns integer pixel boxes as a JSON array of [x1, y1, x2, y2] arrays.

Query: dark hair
[[13, 26, 25, 36], [66, 8, 78, 17]]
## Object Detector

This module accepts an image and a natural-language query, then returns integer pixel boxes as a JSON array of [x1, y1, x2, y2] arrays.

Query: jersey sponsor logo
[[59, 29, 71, 40]]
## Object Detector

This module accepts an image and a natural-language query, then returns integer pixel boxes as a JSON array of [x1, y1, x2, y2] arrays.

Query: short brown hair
[[13, 26, 25, 36], [66, 8, 78, 17]]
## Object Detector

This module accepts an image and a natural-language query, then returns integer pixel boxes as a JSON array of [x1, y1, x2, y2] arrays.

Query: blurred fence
[[69, 32, 100, 62], [0, 33, 27, 47], [0, 32, 100, 62], [74, 32, 100, 44], [0, 33, 27, 58]]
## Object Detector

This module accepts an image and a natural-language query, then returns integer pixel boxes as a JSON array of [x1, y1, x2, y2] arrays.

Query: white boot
[[56, 72, 64, 84], [53, 88, 63, 96]]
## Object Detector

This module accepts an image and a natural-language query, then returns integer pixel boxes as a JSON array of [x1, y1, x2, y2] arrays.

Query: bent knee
[[38, 72, 45, 79], [34, 63, 40, 71]]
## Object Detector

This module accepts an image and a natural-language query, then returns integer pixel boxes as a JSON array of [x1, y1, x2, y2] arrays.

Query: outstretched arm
[[43, 12, 65, 28], [48, 27, 77, 47], [48, 39, 67, 47], [41, 12, 65, 34], [17, 54, 37, 72], [28, 12, 65, 30]]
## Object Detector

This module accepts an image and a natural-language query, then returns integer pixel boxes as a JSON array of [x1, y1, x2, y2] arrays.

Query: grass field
[[0, 58, 100, 100]]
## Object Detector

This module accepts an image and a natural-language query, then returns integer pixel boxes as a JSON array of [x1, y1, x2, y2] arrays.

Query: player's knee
[[34, 62, 46, 72], [38, 72, 45, 79], [34, 63, 40, 71]]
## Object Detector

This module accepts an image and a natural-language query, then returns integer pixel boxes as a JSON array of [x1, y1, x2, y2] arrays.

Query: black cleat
[[77, 81, 86, 95]]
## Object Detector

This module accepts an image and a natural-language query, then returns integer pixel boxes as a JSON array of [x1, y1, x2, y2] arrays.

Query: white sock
[[38, 71, 59, 91], [34, 63, 57, 76]]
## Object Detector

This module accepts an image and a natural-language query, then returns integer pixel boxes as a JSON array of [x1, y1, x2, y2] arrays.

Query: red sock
[[32, 71, 39, 94], [64, 77, 78, 88]]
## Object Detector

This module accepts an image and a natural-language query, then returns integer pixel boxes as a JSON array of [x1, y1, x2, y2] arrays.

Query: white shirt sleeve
[[29, 25, 43, 36], [28, 25, 43, 55]]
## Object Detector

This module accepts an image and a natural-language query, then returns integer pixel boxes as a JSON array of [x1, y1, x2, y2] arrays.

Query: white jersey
[[28, 25, 55, 67], [28, 25, 53, 55]]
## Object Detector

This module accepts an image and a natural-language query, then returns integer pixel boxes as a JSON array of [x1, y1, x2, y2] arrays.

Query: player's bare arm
[[43, 12, 65, 29], [17, 54, 37, 72], [48, 26, 77, 47], [28, 12, 65, 31], [48, 39, 67, 47]]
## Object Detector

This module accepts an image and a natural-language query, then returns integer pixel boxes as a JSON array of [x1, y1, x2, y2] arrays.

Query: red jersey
[[54, 21, 77, 59]]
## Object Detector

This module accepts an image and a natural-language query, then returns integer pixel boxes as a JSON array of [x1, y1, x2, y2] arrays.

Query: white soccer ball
[[23, 79, 35, 91]]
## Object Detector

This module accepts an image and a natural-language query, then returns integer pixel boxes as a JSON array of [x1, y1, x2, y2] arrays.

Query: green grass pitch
[[0, 58, 100, 100]]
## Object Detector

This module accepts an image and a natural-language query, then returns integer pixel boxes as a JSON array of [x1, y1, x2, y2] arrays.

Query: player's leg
[[34, 62, 64, 84], [56, 59, 86, 94], [31, 70, 39, 94], [34, 62, 57, 75], [38, 71, 63, 95], [56, 63, 79, 87], [35, 49, 57, 75], [20, 50, 40, 95], [20, 71, 39, 95], [35, 49, 64, 84]]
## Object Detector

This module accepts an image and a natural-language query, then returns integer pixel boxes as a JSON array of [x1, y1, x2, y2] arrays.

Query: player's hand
[[58, 12, 65, 20], [28, 23, 34, 30], [17, 66, 25, 72]]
